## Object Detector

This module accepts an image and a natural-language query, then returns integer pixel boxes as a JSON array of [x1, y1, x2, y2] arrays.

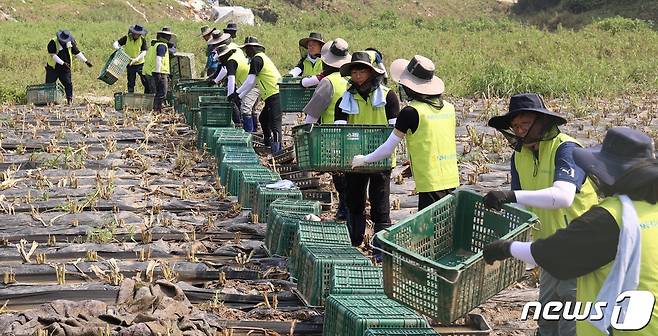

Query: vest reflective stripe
[[406, 101, 459, 192], [228, 49, 249, 85], [124, 36, 144, 64], [302, 58, 323, 76], [47, 38, 73, 70], [143, 42, 170, 75], [254, 52, 281, 100], [576, 197, 658, 336], [513, 133, 599, 240], [321, 72, 348, 124], [347, 86, 390, 125]]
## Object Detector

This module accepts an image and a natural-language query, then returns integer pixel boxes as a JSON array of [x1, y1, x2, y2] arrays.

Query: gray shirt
[[302, 77, 334, 121]]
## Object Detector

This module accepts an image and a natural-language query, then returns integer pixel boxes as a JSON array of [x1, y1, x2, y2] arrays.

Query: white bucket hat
[[390, 55, 445, 95], [320, 38, 350, 68]]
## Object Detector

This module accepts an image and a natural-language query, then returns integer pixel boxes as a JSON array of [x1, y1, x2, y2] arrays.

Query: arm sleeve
[[117, 36, 128, 46], [554, 142, 587, 191], [385, 90, 400, 121], [394, 106, 419, 134], [289, 67, 303, 77], [75, 52, 88, 62], [302, 78, 333, 120], [155, 56, 163, 73], [510, 154, 522, 191], [334, 98, 348, 122], [509, 242, 537, 266], [156, 44, 167, 57], [248, 56, 264, 75], [236, 74, 256, 98], [225, 59, 238, 76], [140, 38, 148, 51], [47, 40, 57, 54], [134, 50, 146, 63], [213, 67, 228, 83], [301, 75, 321, 87], [514, 180, 578, 209], [530, 206, 619, 280], [70, 43, 81, 55], [304, 115, 319, 124], [113, 41, 121, 50], [52, 54, 65, 65], [227, 75, 236, 95], [364, 132, 403, 163]]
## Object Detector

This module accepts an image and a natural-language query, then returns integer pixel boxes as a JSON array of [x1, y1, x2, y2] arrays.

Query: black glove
[[227, 92, 240, 103], [483, 190, 516, 210], [483, 240, 513, 265], [61, 62, 70, 70], [85, 61, 93, 68]]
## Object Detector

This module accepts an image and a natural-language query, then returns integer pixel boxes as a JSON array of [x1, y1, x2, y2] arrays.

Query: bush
[[591, 16, 653, 33]]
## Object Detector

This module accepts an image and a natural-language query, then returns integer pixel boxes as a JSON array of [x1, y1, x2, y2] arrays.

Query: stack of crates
[[170, 52, 196, 83], [197, 95, 233, 128], [238, 171, 283, 209], [329, 265, 385, 295], [218, 151, 260, 184], [288, 220, 351, 277], [226, 165, 270, 196], [181, 87, 227, 127], [213, 129, 252, 157], [252, 185, 303, 223], [264, 210, 308, 255], [26, 83, 66, 105], [172, 79, 213, 114], [98, 49, 132, 85], [196, 126, 226, 151]]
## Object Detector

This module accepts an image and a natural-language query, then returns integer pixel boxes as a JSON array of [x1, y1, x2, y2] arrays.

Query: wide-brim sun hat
[[129, 24, 147, 36], [390, 55, 444, 96], [207, 32, 230, 45], [240, 36, 265, 49], [299, 32, 325, 48], [573, 127, 656, 186], [339, 51, 386, 77], [224, 22, 238, 33], [213, 44, 234, 58], [320, 38, 350, 68], [488, 93, 567, 130], [57, 30, 74, 43], [198, 26, 216, 37]]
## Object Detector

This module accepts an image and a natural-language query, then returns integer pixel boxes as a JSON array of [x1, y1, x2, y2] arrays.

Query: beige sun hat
[[390, 55, 445, 95], [320, 38, 350, 68], [207, 32, 230, 45]]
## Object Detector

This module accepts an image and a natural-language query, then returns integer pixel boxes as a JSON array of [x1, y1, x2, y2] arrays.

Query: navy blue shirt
[[510, 141, 587, 191]]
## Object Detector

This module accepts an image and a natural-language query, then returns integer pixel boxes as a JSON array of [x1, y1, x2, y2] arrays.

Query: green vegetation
[[0, 1, 656, 103]]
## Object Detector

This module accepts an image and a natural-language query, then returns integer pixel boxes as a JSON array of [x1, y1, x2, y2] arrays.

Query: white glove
[[304, 214, 321, 221], [351, 155, 367, 169]]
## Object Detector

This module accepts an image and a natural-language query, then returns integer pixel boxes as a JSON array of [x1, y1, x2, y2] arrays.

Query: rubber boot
[[242, 115, 254, 132], [271, 141, 281, 155], [66, 98, 72, 105]]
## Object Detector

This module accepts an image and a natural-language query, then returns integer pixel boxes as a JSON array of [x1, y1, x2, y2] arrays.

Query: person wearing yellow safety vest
[[205, 31, 229, 77], [483, 127, 658, 336], [352, 55, 459, 211], [211, 43, 254, 131], [232, 37, 283, 154], [332, 51, 400, 248], [289, 32, 325, 88], [46, 30, 93, 104], [143, 29, 175, 112], [483, 93, 600, 336], [113, 24, 150, 94], [302, 38, 351, 220]]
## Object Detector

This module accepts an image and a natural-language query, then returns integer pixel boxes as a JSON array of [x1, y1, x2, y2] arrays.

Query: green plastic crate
[[214, 133, 252, 159], [238, 173, 282, 209], [218, 153, 260, 184], [196, 104, 233, 127], [114, 92, 123, 111], [323, 295, 428, 336], [208, 128, 245, 153], [297, 245, 372, 306], [330, 265, 385, 295], [375, 188, 537, 323], [278, 77, 315, 112], [264, 210, 308, 255], [253, 185, 303, 223], [181, 87, 227, 108], [288, 220, 351, 277], [170, 52, 196, 82], [122, 93, 154, 110], [269, 199, 321, 217], [217, 145, 256, 165], [98, 49, 132, 85], [293, 124, 394, 172], [226, 164, 269, 196], [364, 328, 440, 336], [197, 126, 227, 151], [26, 83, 65, 105]]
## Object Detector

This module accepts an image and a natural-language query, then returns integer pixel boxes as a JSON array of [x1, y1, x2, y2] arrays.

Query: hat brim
[[240, 43, 265, 49], [299, 37, 325, 48], [198, 28, 215, 37], [320, 42, 350, 68], [215, 47, 235, 58], [57, 32, 73, 43], [224, 28, 237, 32], [390, 59, 444, 95], [129, 26, 147, 35], [573, 145, 639, 186], [339, 61, 385, 77], [157, 31, 176, 37], [488, 108, 567, 130]]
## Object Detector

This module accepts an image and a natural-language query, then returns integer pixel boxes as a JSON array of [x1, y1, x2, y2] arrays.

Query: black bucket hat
[[129, 24, 147, 36], [56, 30, 74, 43], [198, 25, 215, 37], [488, 93, 567, 130], [240, 36, 265, 49], [213, 43, 234, 58], [299, 32, 325, 48], [224, 22, 238, 33], [574, 127, 656, 186], [339, 51, 386, 77]]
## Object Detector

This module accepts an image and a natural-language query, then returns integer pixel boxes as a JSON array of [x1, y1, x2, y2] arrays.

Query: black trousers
[[258, 93, 282, 143], [418, 188, 455, 211], [45, 65, 73, 100], [345, 170, 392, 246], [152, 72, 168, 112], [126, 64, 151, 94]]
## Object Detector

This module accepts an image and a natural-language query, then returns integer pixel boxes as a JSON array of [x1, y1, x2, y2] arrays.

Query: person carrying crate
[[483, 127, 658, 336], [112, 24, 150, 94], [143, 29, 176, 113], [332, 51, 400, 248], [302, 38, 351, 220], [289, 32, 325, 88], [233, 36, 283, 154], [211, 43, 255, 131], [205, 31, 230, 77], [482, 92, 599, 336], [351, 55, 459, 211], [45, 30, 93, 105]]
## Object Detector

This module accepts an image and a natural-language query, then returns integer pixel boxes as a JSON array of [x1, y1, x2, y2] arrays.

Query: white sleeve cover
[[213, 67, 228, 83], [334, 120, 347, 125], [113, 41, 121, 50], [301, 76, 320, 87], [52, 54, 65, 65], [388, 118, 397, 125], [514, 180, 577, 209], [364, 132, 403, 163], [226, 75, 236, 96], [304, 114, 319, 124], [155, 56, 162, 73], [236, 74, 256, 98], [510, 242, 537, 266], [134, 50, 147, 63], [75, 52, 88, 63], [289, 67, 302, 77]]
